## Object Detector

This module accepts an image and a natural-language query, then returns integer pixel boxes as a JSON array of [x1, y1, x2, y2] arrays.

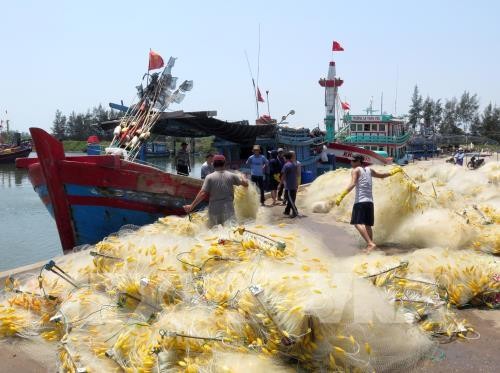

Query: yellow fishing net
[[0, 160, 498, 372], [303, 160, 500, 253]]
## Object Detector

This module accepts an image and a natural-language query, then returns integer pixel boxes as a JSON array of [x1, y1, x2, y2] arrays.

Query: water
[[0, 154, 205, 272]]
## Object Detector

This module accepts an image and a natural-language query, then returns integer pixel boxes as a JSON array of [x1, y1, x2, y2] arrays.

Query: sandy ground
[[0, 173, 498, 372]]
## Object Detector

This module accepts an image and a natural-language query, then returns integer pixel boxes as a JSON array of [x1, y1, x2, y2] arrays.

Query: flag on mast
[[257, 87, 265, 103], [341, 101, 350, 111], [148, 50, 165, 71], [332, 41, 344, 52]]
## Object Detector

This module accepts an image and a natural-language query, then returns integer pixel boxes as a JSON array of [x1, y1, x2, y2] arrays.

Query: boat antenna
[[5, 110, 9, 133], [266, 90, 270, 116], [381, 91, 383, 115], [256, 23, 261, 118], [244, 50, 259, 119], [394, 65, 399, 115]]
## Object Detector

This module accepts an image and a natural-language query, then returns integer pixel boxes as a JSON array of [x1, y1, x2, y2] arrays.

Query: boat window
[[351, 124, 356, 131], [371, 124, 378, 131], [357, 124, 363, 131], [364, 124, 370, 131], [379, 124, 386, 132]]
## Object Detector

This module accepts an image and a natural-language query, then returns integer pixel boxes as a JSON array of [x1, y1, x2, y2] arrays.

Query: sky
[[0, 0, 499, 133]]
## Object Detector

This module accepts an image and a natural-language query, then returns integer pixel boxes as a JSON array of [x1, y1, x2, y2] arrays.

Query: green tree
[[408, 85, 423, 130], [480, 103, 500, 142], [439, 98, 462, 135], [50, 110, 67, 140], [421, 97, 433, 135], [456, 91, 479, 134], [66, 111, 82, 140]]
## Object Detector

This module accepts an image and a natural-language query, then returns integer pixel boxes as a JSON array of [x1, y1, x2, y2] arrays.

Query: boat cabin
[[343, 114, 410, 160]]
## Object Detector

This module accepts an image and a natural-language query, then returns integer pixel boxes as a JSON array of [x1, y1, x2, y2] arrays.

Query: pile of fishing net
[[1, 163, 499, 372], [303, 160, 500, 253], [344, 247, 499, 337], [1, 217, 447, 372]]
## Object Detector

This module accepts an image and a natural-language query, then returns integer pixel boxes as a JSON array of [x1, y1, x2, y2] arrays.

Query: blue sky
[[0, 0, 499, 133]]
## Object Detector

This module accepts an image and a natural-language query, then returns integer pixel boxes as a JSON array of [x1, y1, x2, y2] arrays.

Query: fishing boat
[[18, 111, 274, 253], [319, 43, 411, 166], [15, 53, 271, 253], [0, 117, 32, 163], [17, 127, 204, 253], [0, 144, 32, 163]]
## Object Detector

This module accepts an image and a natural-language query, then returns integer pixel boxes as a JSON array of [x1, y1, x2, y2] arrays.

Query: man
[[200, 153, 214, 179], [268, 150, 281, 205], [175, 142, 191, 176], [454, 148, 464, 166], [320, 145, 329, 164], [276, 148, 286, 202], [281, 152, 299, 218], [246, 145, 268, 205], [290, 150, 302, 186], [184, 154, 248, 227], [335, 154, 402, 252]]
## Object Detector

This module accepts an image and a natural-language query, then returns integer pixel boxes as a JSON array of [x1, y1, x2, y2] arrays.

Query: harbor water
[[0, 153, 204, 272]]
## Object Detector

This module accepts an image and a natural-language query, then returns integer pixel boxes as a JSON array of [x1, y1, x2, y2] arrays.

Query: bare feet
[[363, 243, 376, 254]]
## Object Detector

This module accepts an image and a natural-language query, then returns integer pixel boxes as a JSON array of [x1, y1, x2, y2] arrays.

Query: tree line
[[50, 104, 123, 141], [408, 86, 500, 142]]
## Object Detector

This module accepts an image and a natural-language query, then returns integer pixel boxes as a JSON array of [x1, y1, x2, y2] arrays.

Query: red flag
[[332, 41, 344, 52], [341, 101, 350, 111], [257, 87, 265, 103], [148, 50, 164, 71]]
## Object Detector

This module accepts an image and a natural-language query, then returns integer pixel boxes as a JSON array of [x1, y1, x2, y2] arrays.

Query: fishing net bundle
[[302, 161, 500, 253], [345, 247, 499, 340], [0, 251, 95, 340], [233, 180, 260, 222], [1, 219, 441, 372]]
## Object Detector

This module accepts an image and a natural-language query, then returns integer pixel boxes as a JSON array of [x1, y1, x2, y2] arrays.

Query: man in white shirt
[[335, 155, 402, 252], [200, 153, 214, 179]]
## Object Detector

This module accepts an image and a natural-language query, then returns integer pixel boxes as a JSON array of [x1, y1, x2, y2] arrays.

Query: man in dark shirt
[[281, 152, 299, 218], [175, 142, 191, 176], [276, 148, 286, 202]]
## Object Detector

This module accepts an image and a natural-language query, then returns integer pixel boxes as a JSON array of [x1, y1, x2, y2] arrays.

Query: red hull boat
[[17, 128, 204, 253]]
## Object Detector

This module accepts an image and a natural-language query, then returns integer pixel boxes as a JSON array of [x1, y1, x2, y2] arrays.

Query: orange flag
[[148, 50, 164, 71]]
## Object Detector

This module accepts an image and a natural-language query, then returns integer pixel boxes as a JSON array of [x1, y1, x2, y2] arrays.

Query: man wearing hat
[[184, 154, 249, 227], [175, 142, 191, 176], [454, 148, 464, 166], [335, 154, 402, 252], [246, 145, 268, 205]]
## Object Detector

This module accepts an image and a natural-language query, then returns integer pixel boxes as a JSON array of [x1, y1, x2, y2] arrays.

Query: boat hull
[[326, 143, 392, 166], [0, 147, 32, 163], [17, 128, 204, 253]]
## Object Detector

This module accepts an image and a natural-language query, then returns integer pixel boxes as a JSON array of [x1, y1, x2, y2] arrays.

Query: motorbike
[[467, 155, 485, 169]]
